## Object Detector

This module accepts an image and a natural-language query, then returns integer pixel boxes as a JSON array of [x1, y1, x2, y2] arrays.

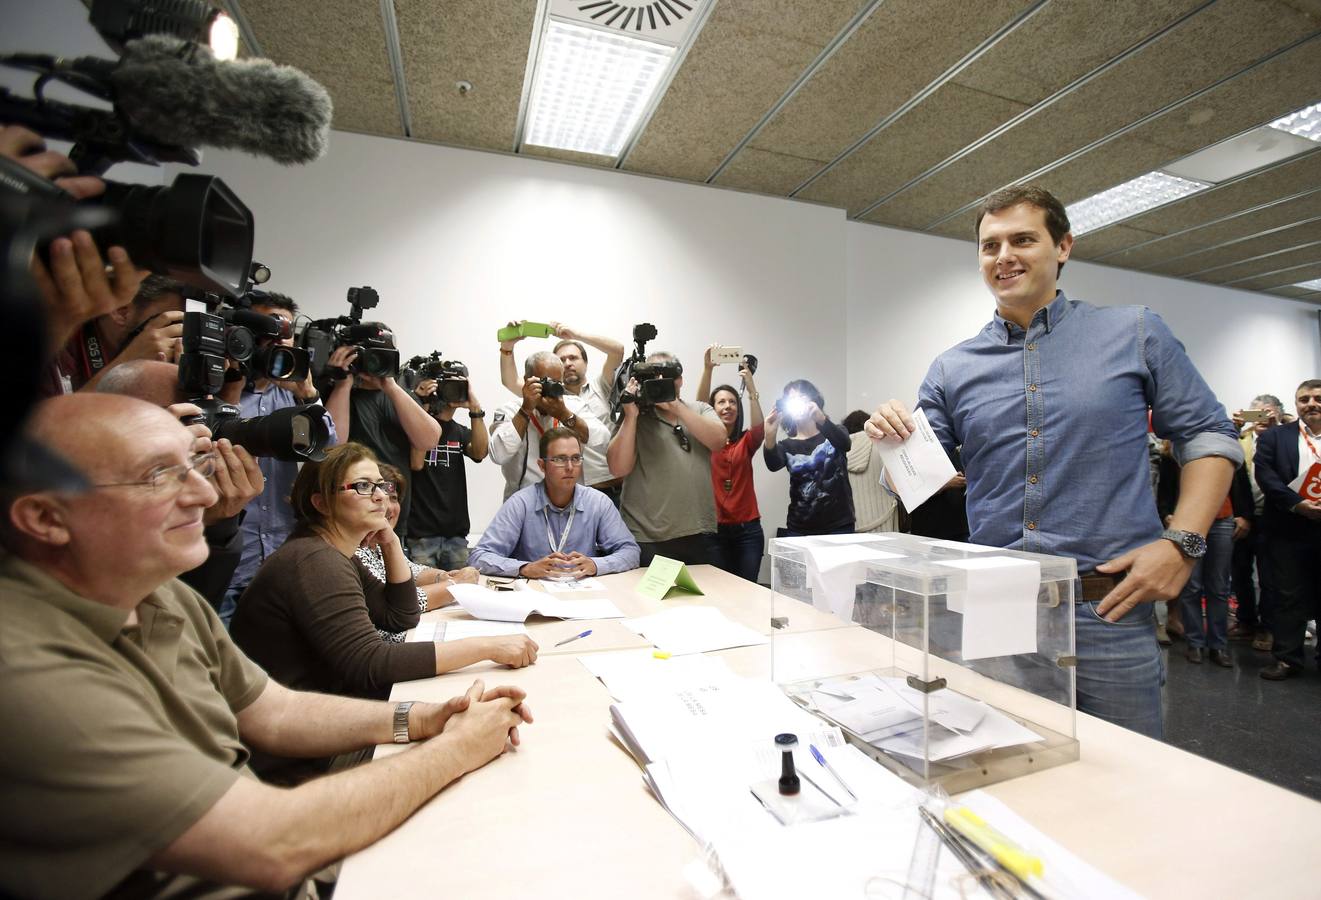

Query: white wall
[[180, 131, 848, 534], [845, 223, 1321, 419]]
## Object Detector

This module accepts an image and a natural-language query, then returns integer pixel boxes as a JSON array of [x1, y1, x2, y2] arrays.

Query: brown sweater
[[231, 530, 435, 700]]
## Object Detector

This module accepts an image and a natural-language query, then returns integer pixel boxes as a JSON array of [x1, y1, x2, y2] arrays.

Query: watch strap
[[393, 701, 415, 743], [1160, 528, 1207, 559]]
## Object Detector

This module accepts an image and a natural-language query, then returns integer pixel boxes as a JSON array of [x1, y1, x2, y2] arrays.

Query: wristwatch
[[565, 414, 578, 427], [393, 701, 415, 744], [469, 409, 485, 419], [1160, 529, 1207, 559]]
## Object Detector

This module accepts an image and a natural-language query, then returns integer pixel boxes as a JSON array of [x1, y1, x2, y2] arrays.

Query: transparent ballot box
[[768, 533, 1078, 793]]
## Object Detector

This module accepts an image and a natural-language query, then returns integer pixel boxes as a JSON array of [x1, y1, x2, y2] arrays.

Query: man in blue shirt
[[470, 428, 640, 578], [867, 186, 1240, 738], [222, 292, 339, 625]]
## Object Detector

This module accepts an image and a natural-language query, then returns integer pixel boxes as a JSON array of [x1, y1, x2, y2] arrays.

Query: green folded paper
[[635, 555, 704, 601]]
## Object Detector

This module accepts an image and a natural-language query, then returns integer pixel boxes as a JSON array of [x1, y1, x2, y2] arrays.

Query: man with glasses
[[470, 428, 639, 578], [608, 351, 727, 566], [0, 395, 532, 898]]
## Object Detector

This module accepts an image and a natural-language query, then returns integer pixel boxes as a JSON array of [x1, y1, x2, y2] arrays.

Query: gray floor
[[1161, 632, 1321, 802]]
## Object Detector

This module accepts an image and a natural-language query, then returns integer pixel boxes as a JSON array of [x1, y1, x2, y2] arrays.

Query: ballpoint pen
[[809, 743, 858, 802], [944, 806, 1051, 899], [917, 807, 1016, 900], [554, 629, 593, 647]]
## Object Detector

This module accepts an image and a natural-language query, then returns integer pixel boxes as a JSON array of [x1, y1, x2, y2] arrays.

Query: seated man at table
[[470, 427, 641, 578], [0, 394, 532, 899]]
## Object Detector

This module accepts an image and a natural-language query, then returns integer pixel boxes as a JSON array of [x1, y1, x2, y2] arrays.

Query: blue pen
[[810, 743, 858, 802], [554, 629, 593, 647]]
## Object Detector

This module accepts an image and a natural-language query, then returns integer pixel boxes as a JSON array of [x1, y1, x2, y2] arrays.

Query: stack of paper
[[580, 649, 739, 703], [518, 577, 606, 594], [448, 583, 624, 622], [805, 674, 1043, 763], [621, 606, 768, 656]]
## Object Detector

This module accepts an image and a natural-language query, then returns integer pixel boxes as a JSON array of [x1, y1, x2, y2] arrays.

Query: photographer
[[407, 374, 488, 570], [763, 379, 855, 537], [96, 360, 265, 610], [500, 320, 624, 496], [325, 329, 441, 540], [489, 351, 607, 500], [220, 291, 339, 626], [1, 124, 143, 377], [607, 351, 726, 566], [56, 273, 188, 393]]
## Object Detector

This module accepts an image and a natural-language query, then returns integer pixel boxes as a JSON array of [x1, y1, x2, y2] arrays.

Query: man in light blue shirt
[[868, 186, 1240, 738], [223, 292, 338, 624], [471, 428, 640, 578]]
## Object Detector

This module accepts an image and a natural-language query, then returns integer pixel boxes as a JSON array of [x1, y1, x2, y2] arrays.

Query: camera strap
[[79, 322, 108, 378]]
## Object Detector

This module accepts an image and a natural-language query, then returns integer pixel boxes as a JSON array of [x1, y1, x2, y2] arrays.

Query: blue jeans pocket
[[1081, 600, 1154, 627]]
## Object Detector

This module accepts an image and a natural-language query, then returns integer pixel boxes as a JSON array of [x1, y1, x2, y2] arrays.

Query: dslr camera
[[539, 377, 566, 400], [400, 352, 470, 410], [180, 398, 332, 463], [299, 286, 401, 380]]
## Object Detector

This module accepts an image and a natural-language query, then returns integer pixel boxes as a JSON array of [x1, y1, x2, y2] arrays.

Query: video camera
[[610, 323, 680, 419], [299, 286, 400, 381], [400, 352, 470, 410]]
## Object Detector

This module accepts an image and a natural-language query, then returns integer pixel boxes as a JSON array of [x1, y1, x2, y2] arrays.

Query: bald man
[[0, 394, 533, 900], [97, 359, 265, 612]]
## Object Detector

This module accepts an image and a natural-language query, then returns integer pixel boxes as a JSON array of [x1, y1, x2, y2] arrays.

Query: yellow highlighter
[[943, 806, 1044, 883]]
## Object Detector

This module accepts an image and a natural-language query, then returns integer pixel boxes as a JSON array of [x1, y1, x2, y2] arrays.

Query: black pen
[[918, 807, 1017, 900]]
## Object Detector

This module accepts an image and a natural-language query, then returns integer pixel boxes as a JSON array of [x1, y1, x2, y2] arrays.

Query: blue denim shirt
[[469, 483, 641, 577], [229, 384, 339, 591], [918, 292, 1242, 572]]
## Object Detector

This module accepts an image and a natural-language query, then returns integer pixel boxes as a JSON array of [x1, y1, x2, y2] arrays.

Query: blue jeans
[[713, 520, 765, 583], [1178, 518, 1234, 650], [1075, 591, 1165, 740], [407, 535, 470, 570]]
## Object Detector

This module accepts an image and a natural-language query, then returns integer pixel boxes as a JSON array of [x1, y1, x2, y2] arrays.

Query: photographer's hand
[[500, 320, 528, 352], [0, 125, 104, 199], [204, 439, 264, 525], [169, 403, 213, 456], [113, 310, 186, 366], [520, 377, 543, 416], [415, 378, 439, 399]]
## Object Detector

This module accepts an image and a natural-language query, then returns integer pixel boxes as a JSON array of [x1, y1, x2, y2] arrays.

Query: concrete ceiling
[[224, 0, 1321, 303]]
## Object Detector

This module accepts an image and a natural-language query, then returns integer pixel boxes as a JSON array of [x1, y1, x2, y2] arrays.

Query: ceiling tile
[[712, 146, 827, 195], [622, 0, 868, 182], [1230, 260, 1321, 291], [1197, 242, 1321, 284], [239, 0, 402, 136], [1069, 225, 1170, 260], [395, 0, 536, 151], [1154, 220, 1321, 276]]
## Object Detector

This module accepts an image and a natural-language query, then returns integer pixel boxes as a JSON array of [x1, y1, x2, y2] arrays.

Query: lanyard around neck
[[542, 501, 576, 554]]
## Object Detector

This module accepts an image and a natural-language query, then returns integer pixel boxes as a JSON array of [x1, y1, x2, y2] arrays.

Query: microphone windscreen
[[111, 35, 333, 166]]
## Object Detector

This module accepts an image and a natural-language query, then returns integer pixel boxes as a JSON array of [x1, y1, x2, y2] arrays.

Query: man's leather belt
[[1079, 572, 1125, 603]]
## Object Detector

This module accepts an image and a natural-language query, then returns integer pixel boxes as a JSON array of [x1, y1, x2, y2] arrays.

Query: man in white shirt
[[489, 351, 608, 500], [1229, 393, 1287, 648]]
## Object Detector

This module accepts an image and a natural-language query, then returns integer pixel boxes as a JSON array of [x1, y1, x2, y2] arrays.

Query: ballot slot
[[769, 532, 1079, 793]]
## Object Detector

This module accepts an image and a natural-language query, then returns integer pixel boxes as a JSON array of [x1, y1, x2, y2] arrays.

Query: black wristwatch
[[1161, 529, 1207, 559], [469, 409, 485, 419]]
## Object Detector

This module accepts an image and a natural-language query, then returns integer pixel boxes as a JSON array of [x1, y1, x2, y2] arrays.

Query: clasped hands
[[519, 552, 596, 580]]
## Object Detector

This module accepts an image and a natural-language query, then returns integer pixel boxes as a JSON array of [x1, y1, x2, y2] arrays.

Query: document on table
[[407, 620, 530, 642], [874, 407, 957, 512], [449, 582, 624, 622], [621, 605, 768, 655], [517, 577, 607, 593], [579, 648, 739, 703], [802, 544, 904, 621], [936, 556, 1040, 660]]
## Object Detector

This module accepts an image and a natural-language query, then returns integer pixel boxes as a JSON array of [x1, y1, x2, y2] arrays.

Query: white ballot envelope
[[874, 407, 957, 512]]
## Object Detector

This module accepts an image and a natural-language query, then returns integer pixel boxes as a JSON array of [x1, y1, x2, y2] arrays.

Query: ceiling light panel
[[1270, 101, 1321, 142], [523, 19, 675, 156], [1295, 277, 1321, 291], [1066, 171, 1211, 237]]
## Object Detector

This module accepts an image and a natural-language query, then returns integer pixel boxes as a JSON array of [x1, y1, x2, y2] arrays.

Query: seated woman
[[232, 443, 537, 782], [763, 380, 855, 537], [359, 463, 480, 643]]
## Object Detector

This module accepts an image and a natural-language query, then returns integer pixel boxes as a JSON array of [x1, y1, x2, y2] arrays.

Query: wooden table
[[338, 570, 1321, 899]]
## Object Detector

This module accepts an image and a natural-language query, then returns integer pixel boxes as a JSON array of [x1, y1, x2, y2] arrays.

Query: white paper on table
[[518, 577, 606, 593], [802, 545, 904, 621], [936, 557, 1040, 660], [449, 582, 624, 622], [579, 649, 738, 703], [407, 622, 438, 642], [874, 407, 957, 512], [621, 606, 768, 655], [438, 620, 529, 642]]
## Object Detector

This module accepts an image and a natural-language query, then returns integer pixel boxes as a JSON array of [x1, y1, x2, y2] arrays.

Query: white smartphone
[[711, 345, 743, 364]]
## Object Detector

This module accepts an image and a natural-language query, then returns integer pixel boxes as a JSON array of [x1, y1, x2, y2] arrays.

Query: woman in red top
[[698, 345, 765, 582]]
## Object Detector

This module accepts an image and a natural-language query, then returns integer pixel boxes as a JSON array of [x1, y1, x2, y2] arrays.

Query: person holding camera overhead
[[696, 344, 766, 581], [764, 380, 855, 537], [609, 350, 727, 566], [325, 320, 441, 541], [489, 351, 608, 500], [406, 366, 489, 570]]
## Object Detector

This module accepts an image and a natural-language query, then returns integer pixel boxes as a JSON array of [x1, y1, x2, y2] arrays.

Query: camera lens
[[225, 325, 256, 363], [211, 405, 332, 461]]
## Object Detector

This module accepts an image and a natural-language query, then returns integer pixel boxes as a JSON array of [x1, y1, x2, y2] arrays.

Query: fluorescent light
[[523, 20, 674, 157], [1294, 277, 1321, 292], [1269, 102, 1321, 143], [1066, 171, 1210, 236], [1163, 126, 1317, 183]]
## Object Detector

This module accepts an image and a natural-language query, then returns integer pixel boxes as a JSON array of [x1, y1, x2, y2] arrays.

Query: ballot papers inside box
[[768, 533, 1078, 793]]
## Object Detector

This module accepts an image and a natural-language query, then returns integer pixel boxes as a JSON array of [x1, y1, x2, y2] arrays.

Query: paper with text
[[874, 407, 957, 512], [449, 582, 624, 622]]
